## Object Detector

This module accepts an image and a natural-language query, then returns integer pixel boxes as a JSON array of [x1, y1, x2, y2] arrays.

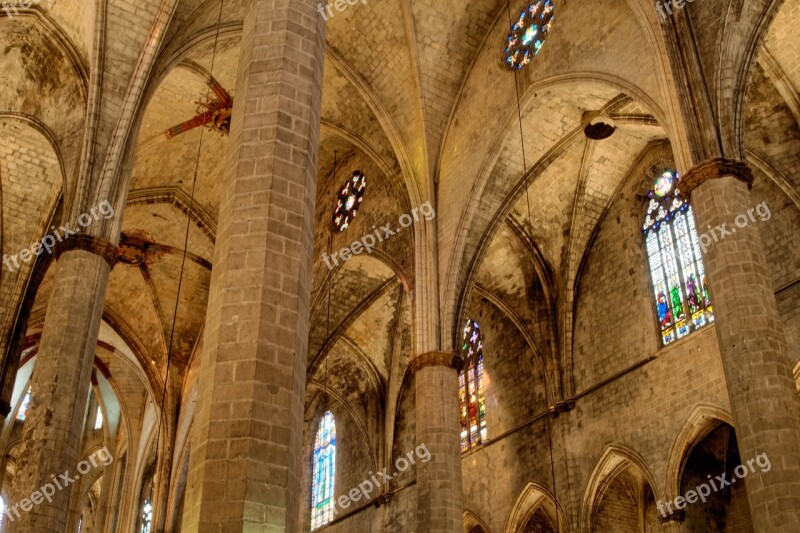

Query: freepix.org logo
[[2, 200, 116, 273], [1, 0, 44, 17]]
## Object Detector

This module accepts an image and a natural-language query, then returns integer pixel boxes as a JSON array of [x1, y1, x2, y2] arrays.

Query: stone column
[[180, 0, 324, 531], [683, 158, 800, 531], [411, 351, 464, 533], [7, 237, 117, 533]]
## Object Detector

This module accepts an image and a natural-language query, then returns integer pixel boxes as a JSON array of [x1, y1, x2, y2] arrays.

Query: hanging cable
[[151, 0, 226, 516], [505, 2, 562, 530], [324, 152, 337, 406]]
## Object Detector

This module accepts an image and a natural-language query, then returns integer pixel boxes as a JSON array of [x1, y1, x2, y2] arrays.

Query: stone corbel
[[680, 157, 754, 196], [409, 351, 465, 374], [54, 234, 118, 269]]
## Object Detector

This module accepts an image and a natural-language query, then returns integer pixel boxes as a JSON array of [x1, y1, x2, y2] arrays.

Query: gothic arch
[[464, 509, 491, 533], [579, 444, 659, 533], [665, 403, 735, 500], [505, 481, 567, 533]]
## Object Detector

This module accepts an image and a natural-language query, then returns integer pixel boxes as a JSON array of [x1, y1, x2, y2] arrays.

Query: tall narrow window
[[1, 496, 5, 530], [140, 500, 153, 533], [94, 406, 104, 430], [311, 412, 336, 530], [459, 319, 487, 451], [642, 170, 714, 345], [16, 386, 32, 421]]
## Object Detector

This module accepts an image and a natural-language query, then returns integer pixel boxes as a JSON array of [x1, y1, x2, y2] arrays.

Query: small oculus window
[[504, 1, 555, 70], [332, 171, 366, 232]]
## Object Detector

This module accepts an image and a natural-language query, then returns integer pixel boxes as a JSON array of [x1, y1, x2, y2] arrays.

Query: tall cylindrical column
[[683, 159, 800, 532], [411, 351, 464, 533], [180, 0, 325, 531], [7, 239, 116, 533]]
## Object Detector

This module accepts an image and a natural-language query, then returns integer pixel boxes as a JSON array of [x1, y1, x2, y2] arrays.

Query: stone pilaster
[[683, 161, 800, 532], [7, 243, 115, 533], [412, 351, 464, 533], [180, 0, 324, 531]]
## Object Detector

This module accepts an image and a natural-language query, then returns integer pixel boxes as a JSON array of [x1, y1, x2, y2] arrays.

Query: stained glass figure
[[459, 319, 487, 452], [332, 171, 366, 232], [311, 411, 336, 530], [16, 386, 32, 421], [642, 170, 714, 345], [504, 1, 555, 70]]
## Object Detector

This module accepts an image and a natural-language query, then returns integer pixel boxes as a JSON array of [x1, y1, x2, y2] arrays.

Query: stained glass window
[[16, 386, 32, 421], [140, 500, 152, 533], [311, 411, 336, 530], [459, 319, 488, 452], [332, 171, 366, 232], [642, 170, 714, 345], [504, 1, 555, 70]]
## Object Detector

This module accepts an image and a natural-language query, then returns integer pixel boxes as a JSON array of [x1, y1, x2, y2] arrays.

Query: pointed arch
[[505, 481, 567, 533], [579, 444, 659, 533], [665, 403, 734, 500], [464, 509, 492, 533]]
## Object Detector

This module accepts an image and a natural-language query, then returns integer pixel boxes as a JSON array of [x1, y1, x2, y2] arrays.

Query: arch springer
[[658, 508, 685, 524], [681, 157, 754, 196], [55, 234, 118, 268], [409, 351, 465, 374]]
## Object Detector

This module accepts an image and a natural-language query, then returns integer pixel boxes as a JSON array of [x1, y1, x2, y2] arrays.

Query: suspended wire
[[152, 0, 226, 509], [505, 2, 561, 530], [324, 152, 336, 406]]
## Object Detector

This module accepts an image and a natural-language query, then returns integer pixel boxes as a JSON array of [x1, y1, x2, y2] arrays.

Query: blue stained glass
[[311, 411, 336, 530], [16, 386, 32, 421], [504, 1, 555, 70]]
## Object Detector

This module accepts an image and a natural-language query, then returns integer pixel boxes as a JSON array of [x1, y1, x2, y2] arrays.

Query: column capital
[[681, 157, 754, 196], [658, 508, 685, 524], [409, 351, 464, 374], [55, 234, 118, 268]]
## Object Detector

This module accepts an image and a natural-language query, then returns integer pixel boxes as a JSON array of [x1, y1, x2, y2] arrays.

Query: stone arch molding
[[579, 444, 659, 533], [464, 509, 491, 533], [665, 403, 735, 501], [505, 481, 567, 533]]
